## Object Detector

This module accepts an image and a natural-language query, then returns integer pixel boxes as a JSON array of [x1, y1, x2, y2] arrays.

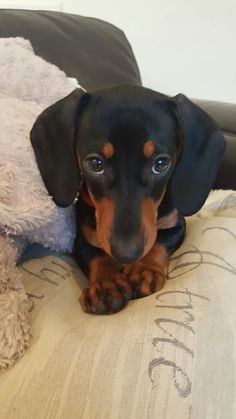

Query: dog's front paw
[[79, 274, 132, 314], [123, 262, 165, 299]]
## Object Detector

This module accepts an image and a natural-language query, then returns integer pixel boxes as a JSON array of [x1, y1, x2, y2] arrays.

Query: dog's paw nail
[[116, 278, 132, 301], [108, 296, 126, 312], [80, 292, 93, 314], [95, 299, 107, 314]]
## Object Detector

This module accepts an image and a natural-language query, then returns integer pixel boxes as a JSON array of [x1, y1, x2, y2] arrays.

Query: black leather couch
[[0, 9, 235, 190]]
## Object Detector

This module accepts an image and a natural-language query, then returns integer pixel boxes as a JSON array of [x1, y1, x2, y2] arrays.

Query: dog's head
[[31, 85, 225, 263]]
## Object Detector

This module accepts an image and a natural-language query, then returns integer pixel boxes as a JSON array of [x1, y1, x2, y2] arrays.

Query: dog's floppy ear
[[30, 88, 89, 207], [170, 94, 226, 216]]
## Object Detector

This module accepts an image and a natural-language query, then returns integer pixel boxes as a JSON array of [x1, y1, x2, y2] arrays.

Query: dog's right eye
[[152, 154, 171, 175], [86, 156, 104, 175]]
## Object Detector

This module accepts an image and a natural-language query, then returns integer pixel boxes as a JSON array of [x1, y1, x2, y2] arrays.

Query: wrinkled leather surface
[[194, 99, 236, 134], [194, 100, 236, 190], [0, 9, 141, 90]]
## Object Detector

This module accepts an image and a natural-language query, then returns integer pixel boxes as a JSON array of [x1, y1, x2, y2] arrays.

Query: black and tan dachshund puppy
[[30, 85, 225, 314]]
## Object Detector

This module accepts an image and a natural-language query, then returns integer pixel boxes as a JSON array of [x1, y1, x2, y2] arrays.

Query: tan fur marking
[[81, 224, 101, 248], [141, 192, 165, 256], [89, 255, 121, 285], [89, 197, 115, 256], [143, 140, 155, 158], [141, 198, 158, 255], [123, 243, 168, 293], [146, 243, 168, 268], [157, 209, 178, 230], [102, 142, 114, 159], [135, 243, 168, 272]]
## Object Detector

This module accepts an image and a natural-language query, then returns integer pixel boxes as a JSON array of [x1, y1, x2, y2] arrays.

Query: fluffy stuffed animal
[[0, 37, 79, 369]]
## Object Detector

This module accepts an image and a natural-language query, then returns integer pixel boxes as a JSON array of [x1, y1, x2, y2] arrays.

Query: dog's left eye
[[152, 154, 171, 175], [87, 157, 104, 174]]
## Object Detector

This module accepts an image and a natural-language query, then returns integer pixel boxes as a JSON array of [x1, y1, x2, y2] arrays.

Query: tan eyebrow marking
[[143, 140, 155, 158], [102, 142, 114, 159]]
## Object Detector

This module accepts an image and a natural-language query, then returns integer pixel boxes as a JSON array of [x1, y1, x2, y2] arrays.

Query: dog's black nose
[[111, 238, 143, 264]]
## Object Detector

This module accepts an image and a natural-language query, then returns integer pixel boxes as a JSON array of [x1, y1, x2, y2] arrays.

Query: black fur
[[30, 84, 225, 270]]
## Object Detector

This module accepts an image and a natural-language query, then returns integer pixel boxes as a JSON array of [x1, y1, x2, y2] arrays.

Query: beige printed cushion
[[0, 190, 235, 419]]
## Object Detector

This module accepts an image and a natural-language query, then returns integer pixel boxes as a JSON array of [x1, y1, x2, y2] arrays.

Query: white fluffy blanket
[[0, 37, 81, 368], [0, 37, 80, 253]]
